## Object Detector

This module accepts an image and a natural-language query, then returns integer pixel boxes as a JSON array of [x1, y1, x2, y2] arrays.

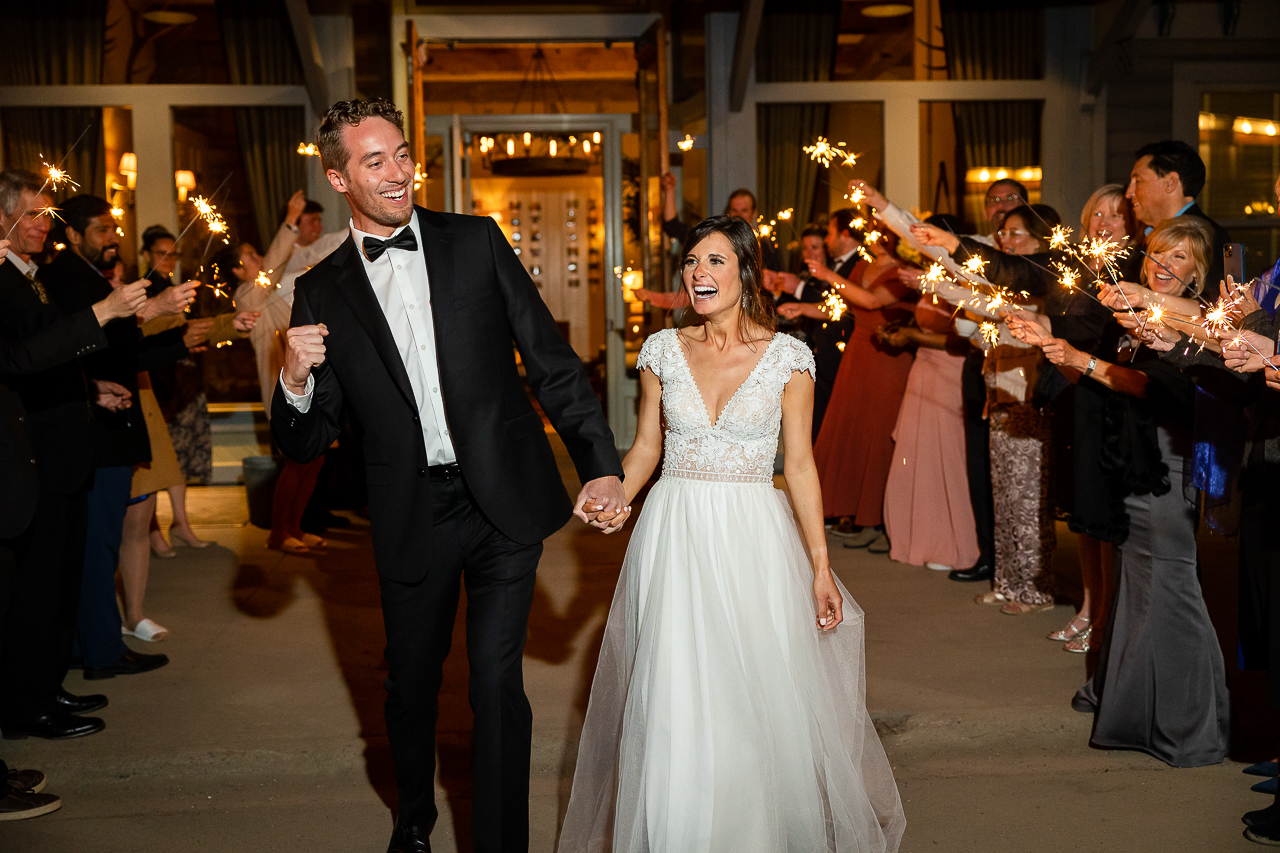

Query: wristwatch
[[1083, 355, 1097, 377]]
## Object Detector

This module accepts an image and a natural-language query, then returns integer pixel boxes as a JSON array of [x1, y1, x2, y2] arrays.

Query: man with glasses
[[977, 178, 1029, 246]]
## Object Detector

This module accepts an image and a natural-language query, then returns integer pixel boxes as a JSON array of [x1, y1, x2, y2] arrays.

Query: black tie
[[362, 229, 418, 262]]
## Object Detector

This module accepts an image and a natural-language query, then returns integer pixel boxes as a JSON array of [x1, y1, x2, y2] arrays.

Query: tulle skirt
[[558, 475, 905, 853]]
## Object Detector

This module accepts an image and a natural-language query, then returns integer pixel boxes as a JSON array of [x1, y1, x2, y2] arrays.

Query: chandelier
[[473, 47, 600, 177]]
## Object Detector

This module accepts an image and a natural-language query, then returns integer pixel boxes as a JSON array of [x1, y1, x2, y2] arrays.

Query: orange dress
[[813, 262, 915, 525]]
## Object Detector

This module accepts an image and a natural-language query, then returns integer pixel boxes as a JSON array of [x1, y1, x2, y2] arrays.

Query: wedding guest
[[1017, 216, 1228, 767], [977, 177, 1030, 245], [221, 244, 325, 553], [776, 211, 860, 439], [770, 224, 830, 347], [811, 221, 914, 553], [915, 205, 1060, 614], [262, 191, 350, 280], [658, 173, 782, 271], [880, 295, 979, 572], [137, 225, 214, 556], [42, 194, 194, 679]]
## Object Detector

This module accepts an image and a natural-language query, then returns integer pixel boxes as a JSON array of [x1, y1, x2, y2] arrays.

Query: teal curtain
[[755, 0, 841, 269], [234, 108, 306, 251]]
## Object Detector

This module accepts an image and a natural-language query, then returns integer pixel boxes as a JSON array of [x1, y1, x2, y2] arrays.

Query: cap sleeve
[[779, 334, 816, 380], [636, 329, 671, 380]]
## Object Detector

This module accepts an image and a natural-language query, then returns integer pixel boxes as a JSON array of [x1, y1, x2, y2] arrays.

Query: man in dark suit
[[1127, 140, 1231, 290], [272, 99, 624, 853], [0, 173, 154, 740]]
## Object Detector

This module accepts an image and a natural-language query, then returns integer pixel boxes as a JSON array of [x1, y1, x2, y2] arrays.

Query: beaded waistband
[[662, 467, 773, 485]]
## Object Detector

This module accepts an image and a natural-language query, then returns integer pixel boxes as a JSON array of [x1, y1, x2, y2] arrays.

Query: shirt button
[[396, 265, 403, 270], [408, 304, 414, 309], [417, 468, 425, 477], [420, 345, 427, 351], [444, 430, 450, 437], [432, 387, 438, 393]]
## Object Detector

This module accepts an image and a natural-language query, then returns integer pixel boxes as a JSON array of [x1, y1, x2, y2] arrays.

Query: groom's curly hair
[[680, 215, 777, 342], [317, 98, 405, 177]]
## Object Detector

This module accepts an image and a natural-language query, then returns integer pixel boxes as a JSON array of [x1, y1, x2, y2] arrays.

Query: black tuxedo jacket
[[810, 255, 859, 381], [0, 260, 105, 498], [271, 206, 622, 583], [42, 250, 188, 467]]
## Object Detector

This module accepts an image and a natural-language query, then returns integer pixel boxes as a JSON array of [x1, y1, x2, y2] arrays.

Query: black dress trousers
[[962, 348, 995, 567], [379, 473, 542, 852]]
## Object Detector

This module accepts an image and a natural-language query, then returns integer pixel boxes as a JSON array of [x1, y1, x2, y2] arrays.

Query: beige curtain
[[755, 0, 841, 270]]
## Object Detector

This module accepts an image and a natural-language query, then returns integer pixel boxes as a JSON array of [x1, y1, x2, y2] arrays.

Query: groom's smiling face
[[327, 116, 415, 231]]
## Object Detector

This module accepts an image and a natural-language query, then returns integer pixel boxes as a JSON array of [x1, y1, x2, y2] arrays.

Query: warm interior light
[[523, 132, 532, 147], [1242, 120, 1254, 134], [506, 138, 515, 156], [583, 140, 591, 155], [549, 139, 557, 157], [174, 169, 196, 202], [995, 169, 1009, 180], [119, 152, 137, 190], [978, 169, 990, 182], [860, 3, 912, 17], [592, 132, 601, 144]]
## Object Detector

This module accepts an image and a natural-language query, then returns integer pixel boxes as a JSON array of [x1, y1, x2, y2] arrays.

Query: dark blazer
[[42, 250, 188, 467], [0, 260, 105, 496], [0, 297, 107, 537], [272, 206, 622, 583], [1183, 202, 1231, 294], [810, 254, 859, 382]]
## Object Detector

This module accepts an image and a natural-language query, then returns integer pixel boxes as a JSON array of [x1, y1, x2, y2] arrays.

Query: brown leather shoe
[[0, 790, 61, 821]]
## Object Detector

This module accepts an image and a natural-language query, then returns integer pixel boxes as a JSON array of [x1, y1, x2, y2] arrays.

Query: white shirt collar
[[833, 248, 857, 268], [349, 209, 420, 262], [6, 252, 35, 279]]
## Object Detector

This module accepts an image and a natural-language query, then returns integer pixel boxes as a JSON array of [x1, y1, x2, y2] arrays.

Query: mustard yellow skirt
[[131, 379, 184, 499]]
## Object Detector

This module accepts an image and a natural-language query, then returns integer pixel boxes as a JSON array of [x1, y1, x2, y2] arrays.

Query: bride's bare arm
[[619, 367, 664, 506], [780, 370, 843, 631]]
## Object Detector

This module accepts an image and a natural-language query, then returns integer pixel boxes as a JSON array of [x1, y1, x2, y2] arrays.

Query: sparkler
[[3, 145, 88, 241], [154, 174, 234, 266], [804, 137, 841, 168], [979, 321, 1001, 350], [822, 289, 849, 322]]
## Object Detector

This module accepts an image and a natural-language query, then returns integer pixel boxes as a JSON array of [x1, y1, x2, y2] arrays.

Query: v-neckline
[[673, 331, 780, 429]]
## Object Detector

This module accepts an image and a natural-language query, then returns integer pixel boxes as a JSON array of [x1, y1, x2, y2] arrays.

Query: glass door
[[420, 113, 638, 450]]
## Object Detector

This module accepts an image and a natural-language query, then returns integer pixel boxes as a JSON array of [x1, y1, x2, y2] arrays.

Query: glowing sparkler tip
[[963, 256, 987, 277], [1049, 225, 1071, 250], [979, 321, 1000, 349], [803, 137, 840, 167]]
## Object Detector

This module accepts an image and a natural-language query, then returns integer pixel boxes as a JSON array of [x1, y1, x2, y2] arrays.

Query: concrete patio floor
[[2, 436, 1274, 852]]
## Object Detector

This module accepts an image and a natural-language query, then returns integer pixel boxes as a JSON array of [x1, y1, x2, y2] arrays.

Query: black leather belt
[[427, 462, 462, 481]]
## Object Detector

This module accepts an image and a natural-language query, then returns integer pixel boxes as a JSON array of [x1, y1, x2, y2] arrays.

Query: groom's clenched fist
[[283, 323, 329, 394]]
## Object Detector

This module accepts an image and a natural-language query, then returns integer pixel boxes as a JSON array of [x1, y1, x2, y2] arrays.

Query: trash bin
[[242, 455, 281, 530]]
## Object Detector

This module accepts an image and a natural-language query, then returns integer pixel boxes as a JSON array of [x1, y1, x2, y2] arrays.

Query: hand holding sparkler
[[1099, 280, 1150, 311], [142, 280, 199, 321], [1219, 277, 1260, 325], [1006, 313, 1053, 346], [94, 279, 148, 324], [183, 317, 216, 351], [1222, 330, 1277, 373], [847, 179, 886, 212], [908, 222, 961, 255], [1040, 337, 1081, 369], [777, 302, 828, 321], [234, 311, 260, 334], [284, 190, 307, 229], [806, 259, 837, 284]]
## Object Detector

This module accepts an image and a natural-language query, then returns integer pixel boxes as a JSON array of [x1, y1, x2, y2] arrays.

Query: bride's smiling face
[[682, 231, 742, 316]]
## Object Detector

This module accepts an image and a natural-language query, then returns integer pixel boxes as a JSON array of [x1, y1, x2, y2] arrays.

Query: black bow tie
[[362, 229, 418, 262]]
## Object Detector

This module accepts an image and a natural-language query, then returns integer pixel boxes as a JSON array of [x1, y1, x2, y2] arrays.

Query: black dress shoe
[[83, 650, 169, 680], [55, 688, 108, 714], [2, 709, 104, 740], [948, 563, 994, 582], [1245, 801, 1280, 827], [387, 824, 431, 853]]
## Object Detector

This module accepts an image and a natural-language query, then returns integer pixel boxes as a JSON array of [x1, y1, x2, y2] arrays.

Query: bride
[[559, 216, 905, 852]]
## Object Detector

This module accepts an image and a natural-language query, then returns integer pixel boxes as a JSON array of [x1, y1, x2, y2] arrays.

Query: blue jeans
[[77, 466, 131, 667]]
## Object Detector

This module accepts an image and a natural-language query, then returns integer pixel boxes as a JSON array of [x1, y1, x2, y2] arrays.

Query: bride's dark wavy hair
[[680, 215, 776, 341]]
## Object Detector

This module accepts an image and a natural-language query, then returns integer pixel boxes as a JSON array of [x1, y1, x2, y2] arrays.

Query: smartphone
[[1224, 243, 1246, 289]]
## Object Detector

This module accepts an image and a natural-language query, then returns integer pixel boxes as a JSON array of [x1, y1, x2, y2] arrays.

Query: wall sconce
[[118, 152, 137, 190], [174, 170, 196, 203]]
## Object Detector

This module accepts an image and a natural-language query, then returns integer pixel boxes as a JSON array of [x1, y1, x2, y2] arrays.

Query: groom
[[272, 99, 625, 853]]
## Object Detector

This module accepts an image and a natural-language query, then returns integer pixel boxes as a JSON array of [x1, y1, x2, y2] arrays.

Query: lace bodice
[[637, 329, 816, 483]]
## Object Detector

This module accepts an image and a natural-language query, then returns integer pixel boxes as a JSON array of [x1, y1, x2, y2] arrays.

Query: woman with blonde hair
[[1011, 216, 1229, 767]]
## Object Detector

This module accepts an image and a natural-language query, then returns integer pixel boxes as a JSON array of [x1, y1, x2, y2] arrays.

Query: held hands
[[574, 475, 628, 533], [283, 323, 328, 394], [813, 570, 843, 632], [92, 379, 132, 412]]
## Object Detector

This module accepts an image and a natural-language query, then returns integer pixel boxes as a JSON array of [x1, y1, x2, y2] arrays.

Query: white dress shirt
[[280, 211, 458, 465]]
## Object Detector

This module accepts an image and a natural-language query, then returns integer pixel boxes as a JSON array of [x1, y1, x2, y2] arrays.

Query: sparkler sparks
[[776, 208, 793, 221], [42, 161, 78, 193], [979, 321, 1001, 349], [1049, 225, 1071, 250], [803, 137, 841, 167], [963, 256, 987, 277], [846, 187, 866, 205], [297, 142, 319, 156], [821, 289, 849, 322]]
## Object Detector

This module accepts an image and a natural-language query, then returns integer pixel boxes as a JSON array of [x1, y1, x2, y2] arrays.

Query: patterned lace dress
[[558, 328, 905, 853]]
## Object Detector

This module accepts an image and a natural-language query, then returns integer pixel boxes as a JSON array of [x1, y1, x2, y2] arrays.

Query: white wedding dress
[[558, 329, 905, 853]]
